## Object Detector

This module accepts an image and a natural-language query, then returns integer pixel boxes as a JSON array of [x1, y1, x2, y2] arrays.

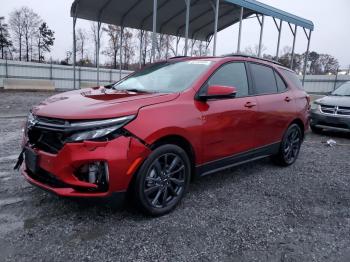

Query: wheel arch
[[289, 118, 305, 139], [150, 135, 196, 180]]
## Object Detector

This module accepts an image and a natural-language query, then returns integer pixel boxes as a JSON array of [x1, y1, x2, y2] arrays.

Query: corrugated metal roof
[[71, 0, 314, 41]]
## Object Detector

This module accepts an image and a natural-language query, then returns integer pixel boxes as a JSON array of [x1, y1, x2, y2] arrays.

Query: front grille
[[27, 127, 67, 154], [320, 105, 335, 114], [320, 105, 350, 117], [338, 106, 350, 116], [27, 116, 69, 154]]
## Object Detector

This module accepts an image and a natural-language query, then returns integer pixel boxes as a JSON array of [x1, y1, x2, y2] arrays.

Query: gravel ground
[[0, 91, 350, 262]]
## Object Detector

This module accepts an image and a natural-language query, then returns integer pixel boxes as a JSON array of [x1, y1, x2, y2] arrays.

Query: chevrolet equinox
[[17, 56, 310, 216]]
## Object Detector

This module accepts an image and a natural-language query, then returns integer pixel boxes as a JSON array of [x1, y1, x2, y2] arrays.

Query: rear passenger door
[[248, 63, 296, 146]]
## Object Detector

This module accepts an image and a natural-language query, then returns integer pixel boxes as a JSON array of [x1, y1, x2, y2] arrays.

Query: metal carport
[[71, 0, 314, 88]]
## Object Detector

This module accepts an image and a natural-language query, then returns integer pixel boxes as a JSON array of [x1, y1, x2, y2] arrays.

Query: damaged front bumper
[[20, 136, 151, 197]]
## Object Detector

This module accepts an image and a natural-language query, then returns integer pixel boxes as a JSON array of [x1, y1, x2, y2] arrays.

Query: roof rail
[[222, 54, 283, 66], [168, 56, 189, 60]]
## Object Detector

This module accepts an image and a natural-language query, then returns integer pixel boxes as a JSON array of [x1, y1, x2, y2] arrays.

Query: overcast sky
[[1, 0, 350, 67]]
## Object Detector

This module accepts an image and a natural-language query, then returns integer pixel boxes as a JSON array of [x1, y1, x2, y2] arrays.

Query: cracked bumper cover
[[21, 136, 151, 197]]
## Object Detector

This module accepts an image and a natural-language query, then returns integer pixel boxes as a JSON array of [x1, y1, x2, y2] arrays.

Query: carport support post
[[151, 0, 158, 62], [184, 0, 191, 56], [302, 29, 312, 86], [212, 0, 219, 56], [119, 26, 124, 80], [97, 21, 101, 86], [73, 16, 77, 90], [258, 15, 265, 58], [290, 24, 297, 69], [237, 7, 244, 54], [274, 18, 283, 60]]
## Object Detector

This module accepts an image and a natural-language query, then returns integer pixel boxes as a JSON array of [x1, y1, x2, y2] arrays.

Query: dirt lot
[[0, 91, 350, 262]]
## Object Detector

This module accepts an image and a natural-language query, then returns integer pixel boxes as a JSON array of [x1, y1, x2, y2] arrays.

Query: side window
[[274, 71, 288, 92], [207, 63, 249, 97], [282, 69, 304, 89], [249, 63, 278, 95]]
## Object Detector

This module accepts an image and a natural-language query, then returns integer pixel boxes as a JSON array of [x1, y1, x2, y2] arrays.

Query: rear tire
[[310, 125, 323, 134], [273, 124, 302, 166], [133, 144, 191, 216]]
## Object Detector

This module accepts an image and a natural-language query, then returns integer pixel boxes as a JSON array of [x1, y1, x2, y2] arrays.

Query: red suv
[[17, 56, 310, 216]]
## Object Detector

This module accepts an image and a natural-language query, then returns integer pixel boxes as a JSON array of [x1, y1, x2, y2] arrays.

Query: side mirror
[[198, 85, 237, 100]]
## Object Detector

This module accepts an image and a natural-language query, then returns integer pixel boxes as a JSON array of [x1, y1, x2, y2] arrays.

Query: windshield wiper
[[113, 88, 148, 93]]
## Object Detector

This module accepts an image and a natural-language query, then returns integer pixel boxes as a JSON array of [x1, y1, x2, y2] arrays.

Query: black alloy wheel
[[134, 144, 191, 216], [274, 124, 302, 166]]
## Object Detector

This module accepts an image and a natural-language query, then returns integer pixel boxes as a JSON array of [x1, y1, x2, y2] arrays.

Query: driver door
[[198, 62, 258, 164]]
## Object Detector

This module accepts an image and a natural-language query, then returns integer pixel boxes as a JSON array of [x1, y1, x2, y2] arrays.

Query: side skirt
[[196, 142, 281, 177]]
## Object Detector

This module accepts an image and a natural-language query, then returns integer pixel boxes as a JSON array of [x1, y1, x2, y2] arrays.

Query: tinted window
[[207, 63, 249, 97], [282, 69, 304, 89], [249, 63, 278, 95], [274, 71, 288, 92]]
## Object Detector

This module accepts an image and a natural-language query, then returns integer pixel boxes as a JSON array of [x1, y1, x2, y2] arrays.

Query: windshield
[[113, 60, 213, 93], [332, 81, 350, 96]]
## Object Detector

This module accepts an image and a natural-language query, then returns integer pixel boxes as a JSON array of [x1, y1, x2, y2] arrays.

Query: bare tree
[[121, 29, 135, 69], [192, 40, 208, 57], [139, 30, 152, 65], [0, 16, 12, 59], [9, 9, 25, 60], [76, 28, 88, 62], [163, 34, 174, 59], [103, 25, 121, 69], [90, 22, 102, 67], [21, 7, 41, 61], [319, 54, 339, 74], [243, 44, 267, 57]]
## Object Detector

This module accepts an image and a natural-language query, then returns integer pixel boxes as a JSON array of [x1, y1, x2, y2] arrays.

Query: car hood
[[316, 95, 350, 107], [32, 87, 179, 120]]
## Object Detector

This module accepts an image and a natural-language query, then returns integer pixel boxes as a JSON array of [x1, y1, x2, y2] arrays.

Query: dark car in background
[[310, 81, 350, 133]]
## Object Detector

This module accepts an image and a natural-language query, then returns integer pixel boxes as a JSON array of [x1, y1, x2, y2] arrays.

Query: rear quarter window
[[274, 71, 288, 92], [281, 69, 304, 90], [249, 63, 278, 95]]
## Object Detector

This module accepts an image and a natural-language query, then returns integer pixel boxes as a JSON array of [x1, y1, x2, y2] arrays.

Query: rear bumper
[[310, 110, 350, 132], [21, 136, 151, 197]]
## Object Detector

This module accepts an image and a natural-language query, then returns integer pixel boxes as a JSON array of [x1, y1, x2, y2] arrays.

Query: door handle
[[244, 101, 257, 108], [284, 96, 292, 102]]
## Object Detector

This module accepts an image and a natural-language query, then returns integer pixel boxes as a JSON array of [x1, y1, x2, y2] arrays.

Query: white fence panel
[[1, 59, 349, 93], [0, 59, 133, 90], [301, 75, 350, 93]]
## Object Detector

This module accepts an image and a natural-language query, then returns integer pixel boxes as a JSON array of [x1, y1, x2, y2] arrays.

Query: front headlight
[[66, 115, 135, 142], [67, 126, 120, 142]]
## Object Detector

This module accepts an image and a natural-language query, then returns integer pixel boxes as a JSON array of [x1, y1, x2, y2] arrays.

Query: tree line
[[0, 7, 55, 62], [244, 45, 340, 75], [69, 25, 210, 70]]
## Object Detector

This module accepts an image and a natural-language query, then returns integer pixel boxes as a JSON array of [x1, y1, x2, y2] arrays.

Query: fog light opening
[[74, 161, 109, 192]]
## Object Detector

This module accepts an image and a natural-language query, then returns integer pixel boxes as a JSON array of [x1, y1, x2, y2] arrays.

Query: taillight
[[306, 95, 311, 110]]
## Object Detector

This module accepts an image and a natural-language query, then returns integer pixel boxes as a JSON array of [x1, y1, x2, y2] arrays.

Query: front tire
[[133, 144, 191, 216], [273, 124, 302, 166]]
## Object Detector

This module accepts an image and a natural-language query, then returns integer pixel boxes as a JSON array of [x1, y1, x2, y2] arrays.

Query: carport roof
[[71, 0, 314, 41]]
